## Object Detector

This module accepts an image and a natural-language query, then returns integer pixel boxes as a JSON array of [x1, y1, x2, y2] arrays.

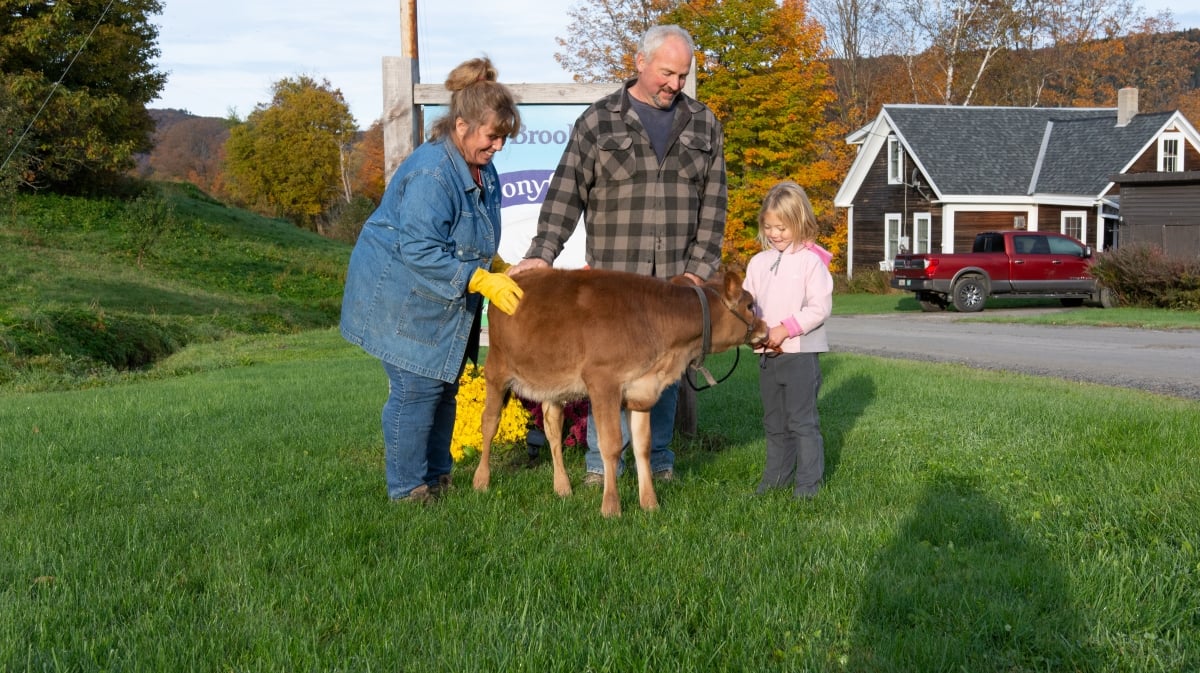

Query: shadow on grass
[[40, 277, 228, 314], [848, 472, 1097, 671], [818, 363, 876, 487]]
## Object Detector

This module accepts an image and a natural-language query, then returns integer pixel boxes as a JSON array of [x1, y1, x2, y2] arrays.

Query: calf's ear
[[722, 269, 744, 299]]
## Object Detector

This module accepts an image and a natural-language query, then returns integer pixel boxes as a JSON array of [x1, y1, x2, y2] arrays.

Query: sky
[[150, 0, 1200, 128], [151, 0, 579, 126]]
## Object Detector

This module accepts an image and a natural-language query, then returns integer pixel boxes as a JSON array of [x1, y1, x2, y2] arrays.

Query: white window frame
[[884, 213, 903, 268], [913, 213, 932, 254], [1158, 132, 1184, 172], [1061, 211, 1087, 243], [887, 136, 904, 185]]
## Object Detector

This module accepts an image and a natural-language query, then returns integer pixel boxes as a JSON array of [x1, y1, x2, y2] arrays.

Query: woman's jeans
[[381, 361, 458, 499], [583, 382, 678, 476]]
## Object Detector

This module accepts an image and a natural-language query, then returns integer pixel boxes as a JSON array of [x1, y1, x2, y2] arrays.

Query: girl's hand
[[765, 324, 789, 350]]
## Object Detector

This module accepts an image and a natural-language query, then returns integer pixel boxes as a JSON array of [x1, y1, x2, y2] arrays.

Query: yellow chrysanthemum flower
[[450, 364, 530, 462]]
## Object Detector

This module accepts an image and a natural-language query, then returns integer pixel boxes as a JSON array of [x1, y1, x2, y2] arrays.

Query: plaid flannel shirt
[[524, 80, 727, 280]]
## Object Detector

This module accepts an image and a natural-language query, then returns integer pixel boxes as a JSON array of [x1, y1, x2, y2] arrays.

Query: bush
[[122, 191, 179, 266], [835, 269, 897, 295], [321, 195, 377, 244], [1090, 244, 1200, 310], [2, 306, 190, 371]]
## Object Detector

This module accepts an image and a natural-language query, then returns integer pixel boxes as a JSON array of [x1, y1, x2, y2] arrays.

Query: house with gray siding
[[833, 88, 1200, 274]]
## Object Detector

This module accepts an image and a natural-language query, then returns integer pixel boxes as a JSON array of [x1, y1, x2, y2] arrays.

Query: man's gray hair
[[638, 24, 695, 60]]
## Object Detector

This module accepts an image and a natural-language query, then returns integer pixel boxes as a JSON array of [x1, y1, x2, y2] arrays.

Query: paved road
[[828, 310, 1200, 401]]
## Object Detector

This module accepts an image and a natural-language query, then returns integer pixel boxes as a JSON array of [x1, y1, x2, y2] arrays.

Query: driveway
[[828, 310, 1200, 401]]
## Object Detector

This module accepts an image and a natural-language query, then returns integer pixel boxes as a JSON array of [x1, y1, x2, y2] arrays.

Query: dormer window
[[1158, 132, 1184, 172], [888, 135, 904, 184]]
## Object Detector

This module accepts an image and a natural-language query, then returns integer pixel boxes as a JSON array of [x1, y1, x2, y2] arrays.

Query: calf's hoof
[[471, 468, 491, 492], [600, 491, 622, 518]]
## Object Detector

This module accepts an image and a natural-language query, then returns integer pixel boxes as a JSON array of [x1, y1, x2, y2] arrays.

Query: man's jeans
[[583, 382, 678, 475]]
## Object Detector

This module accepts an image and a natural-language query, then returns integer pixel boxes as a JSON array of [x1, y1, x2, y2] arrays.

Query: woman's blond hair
[[428, 56, 521, 141], [757, 180, 819, 250]]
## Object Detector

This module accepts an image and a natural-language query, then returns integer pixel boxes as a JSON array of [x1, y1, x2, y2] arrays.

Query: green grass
[[3, 331, 1198, 672], [839, 292, 1200, 329], [0, 186, 349, 391]]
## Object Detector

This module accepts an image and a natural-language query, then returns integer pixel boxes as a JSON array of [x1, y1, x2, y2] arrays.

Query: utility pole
[[382, 0, 422, 180]]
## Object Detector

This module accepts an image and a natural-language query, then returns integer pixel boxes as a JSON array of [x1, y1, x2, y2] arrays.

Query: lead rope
[[685, 284, 742, 391]]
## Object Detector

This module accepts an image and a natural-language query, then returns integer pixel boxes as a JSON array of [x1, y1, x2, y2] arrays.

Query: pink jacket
[[743, 242, 833, 354]]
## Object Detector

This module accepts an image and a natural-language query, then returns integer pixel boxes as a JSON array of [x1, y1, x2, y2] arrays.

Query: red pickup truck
[[890, 231, 1115, 312]]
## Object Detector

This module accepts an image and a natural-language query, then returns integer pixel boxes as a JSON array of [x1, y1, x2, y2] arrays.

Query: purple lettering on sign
[[500, 170, 555, 208]]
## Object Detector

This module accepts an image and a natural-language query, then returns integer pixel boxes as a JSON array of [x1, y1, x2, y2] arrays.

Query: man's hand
[[469, 268, 523, 315], [507, 258, 549, 276]]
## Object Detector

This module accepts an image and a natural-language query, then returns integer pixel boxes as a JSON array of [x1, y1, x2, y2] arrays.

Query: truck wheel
[[917, 292, 948, 312], [951, 276, 987, 312]]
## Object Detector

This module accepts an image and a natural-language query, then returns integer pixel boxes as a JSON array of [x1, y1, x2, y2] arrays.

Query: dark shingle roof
[[884, 105, 1171, 197], [1035, 112, 1172, 193]]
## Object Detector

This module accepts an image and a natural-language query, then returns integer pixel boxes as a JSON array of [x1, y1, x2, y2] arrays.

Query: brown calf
[[472, 268, 767, 517]]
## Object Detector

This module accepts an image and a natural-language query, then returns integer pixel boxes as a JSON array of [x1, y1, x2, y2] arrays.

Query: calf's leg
[[589, 392, 624, 517], [542, 401, 572, 497], [630, 409, 659, 512], [472, 379, 505, 492]]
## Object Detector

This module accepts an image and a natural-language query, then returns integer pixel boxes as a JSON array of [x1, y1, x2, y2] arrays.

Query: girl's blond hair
[[757, 180, 819, 250], [428, 56, 521, 141]]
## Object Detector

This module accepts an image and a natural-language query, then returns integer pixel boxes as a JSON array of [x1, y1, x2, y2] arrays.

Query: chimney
[[1117, 87, 1138, 127]]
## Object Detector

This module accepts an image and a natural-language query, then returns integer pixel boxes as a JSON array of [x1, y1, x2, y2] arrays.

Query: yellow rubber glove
[[469, 268, 523, 315]]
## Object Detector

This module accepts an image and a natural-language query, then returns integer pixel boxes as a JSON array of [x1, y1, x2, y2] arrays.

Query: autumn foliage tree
[[347, 120, 385, 205], [320, 119, 385, 244], [0, 0, 166, 191], [555, 0, 678, 82], [145, 114, 230, 197], [555, 0, 847, 265], [224, 76, 357, 231], [817, 0, 1199, 119], [671, 0, 849, 264]]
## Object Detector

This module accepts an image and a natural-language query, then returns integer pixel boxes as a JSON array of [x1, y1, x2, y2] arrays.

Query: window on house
[[1158, 133, 1183, 172], [1062, 211, 1086, 243], [913, 213, 931, 253], [888, 136, 904, 185], [885, 213, 902, 263]]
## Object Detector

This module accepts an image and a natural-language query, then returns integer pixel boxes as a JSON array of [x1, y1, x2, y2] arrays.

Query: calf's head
[[697, 270, 768, 351]]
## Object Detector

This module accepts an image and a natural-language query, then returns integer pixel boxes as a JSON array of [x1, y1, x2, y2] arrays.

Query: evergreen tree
[[0, 0, 166, 191]]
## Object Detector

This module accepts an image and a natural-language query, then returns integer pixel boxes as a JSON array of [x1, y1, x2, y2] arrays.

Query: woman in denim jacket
[[341, 57, 523, 503]]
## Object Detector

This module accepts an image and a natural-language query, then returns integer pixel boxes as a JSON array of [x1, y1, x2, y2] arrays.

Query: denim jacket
[[340, 137, 501, 383]]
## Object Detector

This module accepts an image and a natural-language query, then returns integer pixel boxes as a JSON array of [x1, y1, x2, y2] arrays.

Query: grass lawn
[[3, 329, 1198, 672], [838, 291, 1200, 330]]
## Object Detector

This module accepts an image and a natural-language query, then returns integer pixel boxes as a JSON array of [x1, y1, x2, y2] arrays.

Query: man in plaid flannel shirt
[[510, 24, 728, 485]]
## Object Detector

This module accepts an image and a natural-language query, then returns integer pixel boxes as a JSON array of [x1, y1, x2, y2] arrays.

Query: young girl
[[743, 181, 834, 499]]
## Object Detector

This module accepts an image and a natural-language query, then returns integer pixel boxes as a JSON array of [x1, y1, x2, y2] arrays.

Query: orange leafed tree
[[348, 120, 386, 205], [148, 116, 230, 197], [672, 0, 851, 266]]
